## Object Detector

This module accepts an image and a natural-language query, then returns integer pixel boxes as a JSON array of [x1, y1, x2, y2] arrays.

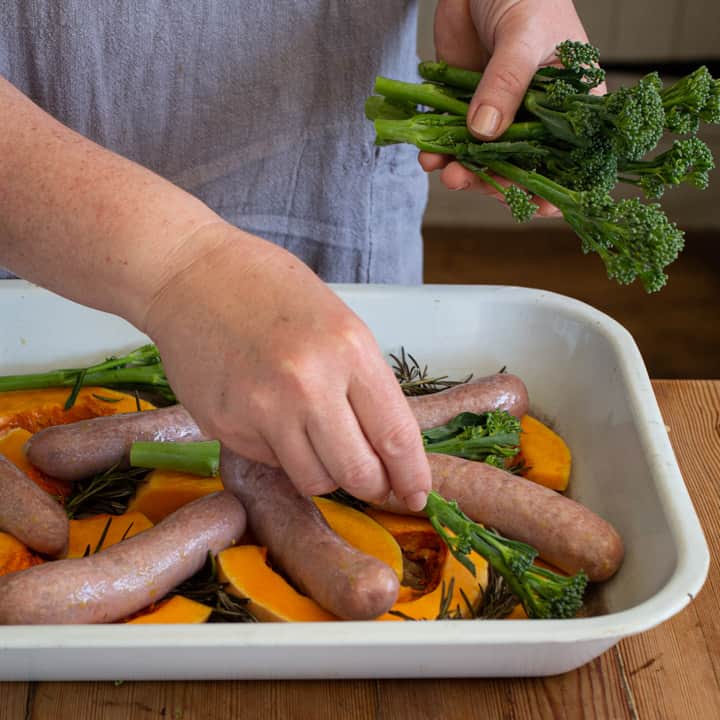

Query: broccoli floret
[[422, 410, 522, 464], [700, 78, 720, 124], [660, 66, 713, 133], [424, 492, 588, 619], [525, 73, 665, 161], [542, 135, 619, 192], [482, 159, 685, 292], [619, 137, 715, 198], [368, 43, 715, 293]]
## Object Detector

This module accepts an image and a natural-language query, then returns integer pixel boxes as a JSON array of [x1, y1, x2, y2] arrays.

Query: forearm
[[0, 75, 225, 327]]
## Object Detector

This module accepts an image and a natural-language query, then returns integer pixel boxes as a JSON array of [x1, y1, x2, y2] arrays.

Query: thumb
[[467, 34, 541, 140]]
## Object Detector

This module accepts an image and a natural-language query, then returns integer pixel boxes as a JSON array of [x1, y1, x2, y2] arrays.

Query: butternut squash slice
[[0, 531, 44, 578], [0, 387, 155, 435], [367, 510, 488, 620], [312, 497, 404, 582], [125, 595, 212, 624], [376, 547, 487, 621], [365, 509, 449, 602], [66, 511, 154, 558], [127, 469, 224, 523], [217, 545, 338, 622], [518, 415, 572, 491], [0, 426, 72, 498]]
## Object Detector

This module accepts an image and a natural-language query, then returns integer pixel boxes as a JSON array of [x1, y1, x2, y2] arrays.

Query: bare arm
[[0, 76, 432, 511]]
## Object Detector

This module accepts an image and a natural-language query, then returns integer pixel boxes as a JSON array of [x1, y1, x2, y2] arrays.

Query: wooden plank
[[26, 680, 379, 720], [618, 381, 720, 718], [378, 649, 632, 719], [0, 681, 30, 719]]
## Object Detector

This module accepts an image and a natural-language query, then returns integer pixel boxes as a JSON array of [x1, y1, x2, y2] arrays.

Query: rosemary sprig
[[64, 465, 150, 519], [168, 553, 258, 623], [473, 563, 521, 619], [391, 347, 472, 396]]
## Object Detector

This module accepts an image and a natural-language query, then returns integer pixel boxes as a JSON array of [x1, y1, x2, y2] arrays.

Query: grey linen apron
[[0, 1, 427, 282]]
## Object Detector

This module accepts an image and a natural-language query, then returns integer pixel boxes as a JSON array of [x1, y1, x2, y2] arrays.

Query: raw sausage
[[0, 454, 68, 557], [0, 491, 245, 624], [379, 453, 624, 582], [25, 375, 527, 481], [407, 373, 529, 430], [221, 449, 399, 620], [25, 404, 207, 481]]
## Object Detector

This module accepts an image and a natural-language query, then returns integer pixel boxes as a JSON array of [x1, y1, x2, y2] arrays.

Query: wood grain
[[1, 380, 718, 720]]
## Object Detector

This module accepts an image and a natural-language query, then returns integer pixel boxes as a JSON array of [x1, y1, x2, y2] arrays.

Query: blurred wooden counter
[[2, 380, 718, 720]]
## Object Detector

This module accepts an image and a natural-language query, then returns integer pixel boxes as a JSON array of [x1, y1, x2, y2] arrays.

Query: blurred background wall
[[416, 1, 720, 378]]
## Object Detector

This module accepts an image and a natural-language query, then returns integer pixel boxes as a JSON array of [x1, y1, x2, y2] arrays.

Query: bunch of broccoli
[[366, 42, 719, 292]]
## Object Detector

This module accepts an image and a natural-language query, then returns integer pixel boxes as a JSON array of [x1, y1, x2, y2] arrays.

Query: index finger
[[348, 360, 431, 512]]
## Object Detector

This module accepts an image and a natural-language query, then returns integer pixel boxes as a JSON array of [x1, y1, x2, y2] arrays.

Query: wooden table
[[2, 380, 718, 720]]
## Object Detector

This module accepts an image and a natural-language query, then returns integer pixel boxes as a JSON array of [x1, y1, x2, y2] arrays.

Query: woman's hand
[[419, 0, 603, 215], [142, 223, 432, 510]]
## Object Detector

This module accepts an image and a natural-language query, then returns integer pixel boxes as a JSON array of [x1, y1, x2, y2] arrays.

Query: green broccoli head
[[575, 193, 685, 292], [602, 73, 665, 161]]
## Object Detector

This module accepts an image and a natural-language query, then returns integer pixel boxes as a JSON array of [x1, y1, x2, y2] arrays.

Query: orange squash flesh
[[0, 387, 155, 435], [125, 595, 212, 624], [367, 511, 488, 620], [218, 545, 339, 622], [127, 469, 225, 523], [0, 531, 44, 577], [518, 415, 572, 491], [312, 497, 404, 582], [0, 426, 72, 498], [65, 511, 154, 558]]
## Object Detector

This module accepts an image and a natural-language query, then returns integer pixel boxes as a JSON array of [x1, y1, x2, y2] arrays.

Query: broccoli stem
[[423, 491, 588, 619], [0, 344, 176, 404], [374, 76, 470, 116], [129, 440, 221, 477], [418, 61, 482, 91]]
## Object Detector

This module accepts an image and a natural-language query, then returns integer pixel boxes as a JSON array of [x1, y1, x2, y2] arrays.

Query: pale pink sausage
[[25, 404, 208, 481], [407, 373, 529, 430], [0, 453, 68, 557], [221, 450, 399, 620], [379, 453, 624, 582], [0, 491, 246, 624]]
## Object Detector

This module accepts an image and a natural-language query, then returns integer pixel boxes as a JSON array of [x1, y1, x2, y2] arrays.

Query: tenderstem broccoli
[[424, 491, 587, 619], [421, 410, 521, 467], [367, 41, 718, 292], [0, 344, 176, 407]]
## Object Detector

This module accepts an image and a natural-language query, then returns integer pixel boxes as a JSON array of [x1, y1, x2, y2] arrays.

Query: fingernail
[[449, 181, 471, 191], [470, 105, 501, 138], [404, 491, 428, 512]]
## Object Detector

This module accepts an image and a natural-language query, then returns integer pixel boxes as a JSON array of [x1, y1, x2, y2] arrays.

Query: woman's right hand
[[141, 222, 432, 511]]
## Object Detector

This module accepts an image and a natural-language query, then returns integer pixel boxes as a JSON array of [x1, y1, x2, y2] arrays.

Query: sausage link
[[0, 491, 246, 624], [25, 404, 207, 481], [221, 450, 399, 620], [379, 453, 624, 582], [407, 373, 529, 430], [0, 454, 68, 557]]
